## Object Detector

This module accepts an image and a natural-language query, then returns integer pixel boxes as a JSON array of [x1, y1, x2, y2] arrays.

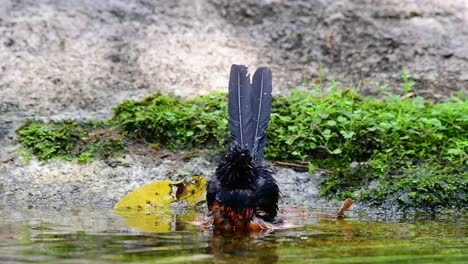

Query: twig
[[275, 161, 308, 168], [274, 161, 333, 174], [325, 28, 336, 49]]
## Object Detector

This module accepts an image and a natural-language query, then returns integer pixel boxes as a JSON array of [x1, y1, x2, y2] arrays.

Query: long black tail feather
[[228, 65, 254, 152], [251, 67, 272, 165]]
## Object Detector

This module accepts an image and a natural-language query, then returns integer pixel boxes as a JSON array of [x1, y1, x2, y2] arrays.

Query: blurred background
[[1, 0, 467, 141]]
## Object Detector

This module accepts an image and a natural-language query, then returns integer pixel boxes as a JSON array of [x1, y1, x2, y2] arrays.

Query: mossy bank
[[18, 89, 468, 211]]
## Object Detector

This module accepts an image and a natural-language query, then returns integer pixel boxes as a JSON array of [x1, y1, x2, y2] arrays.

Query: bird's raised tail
[[227, 64, 273, 163], [216, 65, 273, 187]]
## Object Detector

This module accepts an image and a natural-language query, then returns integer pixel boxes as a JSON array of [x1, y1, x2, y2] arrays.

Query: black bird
[[206, 65, 281, 232]]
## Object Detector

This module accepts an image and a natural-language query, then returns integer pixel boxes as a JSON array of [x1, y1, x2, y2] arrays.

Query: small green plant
[[401, 66, 416, 94]]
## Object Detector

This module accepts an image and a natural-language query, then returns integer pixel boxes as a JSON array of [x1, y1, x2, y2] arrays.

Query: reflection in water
[[209, 233, 280, 264], [115, 207, 283, 262], [114, 208, 200, 233], [0, 207, 466, 263]]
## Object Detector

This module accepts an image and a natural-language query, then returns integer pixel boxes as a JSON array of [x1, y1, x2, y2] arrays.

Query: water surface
[[0, 207, 466, 263]]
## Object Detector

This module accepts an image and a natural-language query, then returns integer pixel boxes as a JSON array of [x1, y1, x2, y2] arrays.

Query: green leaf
[[326, 120, 337, 126], [447, 148, 463, 156], [337, 116, 347, 123], [322, 129, 332, 140], [331, 148, 342, 154], [340, 130, 356, 139], [308, 162, 316, 173]]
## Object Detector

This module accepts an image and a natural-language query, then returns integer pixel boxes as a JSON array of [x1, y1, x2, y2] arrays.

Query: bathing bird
[[206, 65, 282, 232]]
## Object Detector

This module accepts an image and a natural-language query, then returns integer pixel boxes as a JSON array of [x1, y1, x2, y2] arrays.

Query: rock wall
[[1, 0, 467, 127]]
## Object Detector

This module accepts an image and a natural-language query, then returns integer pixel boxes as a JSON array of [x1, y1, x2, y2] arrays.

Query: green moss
[[18, 120, 124, 162], [361, 164, 467, 210], [111, 92, 229, 149], [17, 90, 467, 210]]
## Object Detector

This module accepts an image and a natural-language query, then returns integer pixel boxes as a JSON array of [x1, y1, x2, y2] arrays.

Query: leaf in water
[[173, 176, 207, 206], [114, 177, 207, 232], [114, 176, 208, 210], [114, 179, 176, 209]]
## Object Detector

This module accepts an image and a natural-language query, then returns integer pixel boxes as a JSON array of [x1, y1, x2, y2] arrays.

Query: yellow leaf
[[172, 176, 207, 206], [114, 176, 208, 210], [114, 176, 208, 232], [114, 179, 176, 210]]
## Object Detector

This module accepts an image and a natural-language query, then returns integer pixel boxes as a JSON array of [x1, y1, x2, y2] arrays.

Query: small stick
[[325, 28, 336, 49], [275, 161, 308, 168], [401, 92, 416, 99], [274, 161, 333, 173]]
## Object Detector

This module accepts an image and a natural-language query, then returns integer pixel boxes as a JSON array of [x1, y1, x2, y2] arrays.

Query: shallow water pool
[[0, 207, 466, 263]]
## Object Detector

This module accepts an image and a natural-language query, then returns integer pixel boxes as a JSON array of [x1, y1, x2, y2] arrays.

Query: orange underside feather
[[207, 201, 271, 232]]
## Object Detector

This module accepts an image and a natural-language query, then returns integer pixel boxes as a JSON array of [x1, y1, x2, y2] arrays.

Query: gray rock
[[0, 152, 337, 210]]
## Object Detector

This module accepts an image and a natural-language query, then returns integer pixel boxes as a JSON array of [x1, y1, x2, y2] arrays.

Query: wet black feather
[[228, 65, 253, 152], [215, 144, 256, 188], [206, 176, 221, 208], [216, 188, 256, 210], [251, 67, 272, 165], [254, 167, 280, 220]]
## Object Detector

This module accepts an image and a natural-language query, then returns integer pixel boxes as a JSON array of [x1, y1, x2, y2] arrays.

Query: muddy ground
[[0, 0, 467, 209]]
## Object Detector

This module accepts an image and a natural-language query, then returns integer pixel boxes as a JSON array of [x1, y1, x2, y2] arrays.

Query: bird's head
[[216, 144, 256, 187]]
